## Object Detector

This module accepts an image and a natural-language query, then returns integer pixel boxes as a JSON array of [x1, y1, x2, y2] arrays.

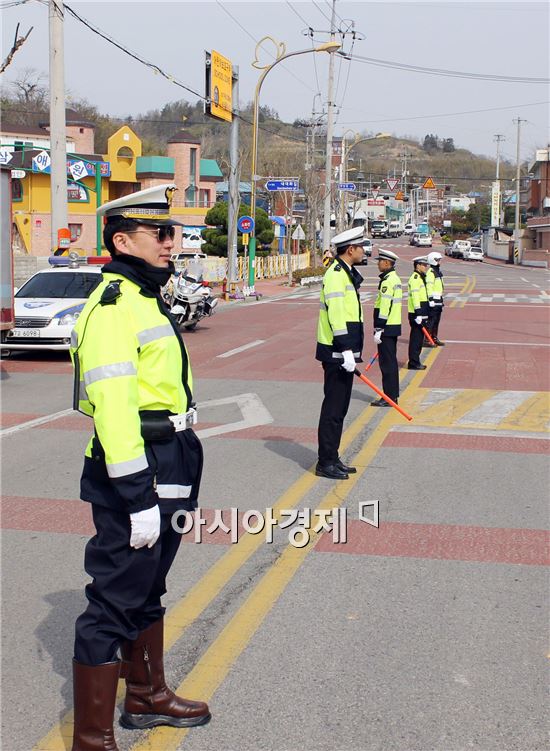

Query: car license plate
[[10, 328, 40, 338]]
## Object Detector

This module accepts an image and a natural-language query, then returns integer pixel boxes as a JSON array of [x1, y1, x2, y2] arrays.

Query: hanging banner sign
[[491, 181, 501, 227]]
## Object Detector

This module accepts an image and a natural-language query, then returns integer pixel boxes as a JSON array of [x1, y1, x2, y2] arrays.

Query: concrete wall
[[14, 254, 51, 287]]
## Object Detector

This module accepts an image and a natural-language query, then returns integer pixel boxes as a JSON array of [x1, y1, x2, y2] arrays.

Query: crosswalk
[[401, 388, 550, 432], [285, 288, 549, 305]]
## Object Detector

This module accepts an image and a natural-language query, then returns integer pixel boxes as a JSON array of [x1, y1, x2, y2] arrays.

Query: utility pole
[[49, 0, 68, 253], [513, 118, 525, 265], [493, 134, 505, 228], [322, 0, 337, 253], [227, 65, 239, 295]]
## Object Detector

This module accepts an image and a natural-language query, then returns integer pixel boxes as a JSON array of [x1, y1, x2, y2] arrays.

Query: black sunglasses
[[126, 225, 176, 243]]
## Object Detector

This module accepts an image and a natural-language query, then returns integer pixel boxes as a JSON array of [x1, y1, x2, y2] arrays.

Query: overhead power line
[[215, 0, 317, 95], [336, 100, 550, 125], [340, 52, 549, 84], [56, 3, 308, 145]]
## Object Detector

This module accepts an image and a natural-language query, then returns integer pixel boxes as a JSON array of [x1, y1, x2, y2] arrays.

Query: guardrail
[[173, 252, 312, 283]]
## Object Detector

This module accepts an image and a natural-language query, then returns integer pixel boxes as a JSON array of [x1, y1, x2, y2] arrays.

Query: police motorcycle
[[163, 255, 218, 331]]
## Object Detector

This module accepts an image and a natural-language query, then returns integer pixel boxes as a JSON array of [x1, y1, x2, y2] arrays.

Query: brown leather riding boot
[[119, 618, 211, 730], [71, 659, 120, 751]]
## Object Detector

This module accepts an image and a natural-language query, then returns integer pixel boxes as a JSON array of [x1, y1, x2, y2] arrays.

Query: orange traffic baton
[[364, 352, 379, 372], [422, 326, 436, 346], [354, 369, 413, 421]]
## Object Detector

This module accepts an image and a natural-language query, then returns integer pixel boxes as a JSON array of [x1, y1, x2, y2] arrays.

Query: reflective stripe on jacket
[[373, 269, 402, 336], [407, 271, 429, 317], [426, 267, 445, 307], [70, 269, 196, 513], [316, 260, 364, 363]]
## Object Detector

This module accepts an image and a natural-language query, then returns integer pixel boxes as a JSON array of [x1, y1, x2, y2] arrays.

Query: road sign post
[[237, 216, 255, 288]]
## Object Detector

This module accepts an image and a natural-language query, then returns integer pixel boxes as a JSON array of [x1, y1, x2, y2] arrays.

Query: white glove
[[130, 505, 161, 549], [428, 300, 435, 308], [341, 350, 356, 373], [414, 316, 423, 325], [374, 330, 383, 345]]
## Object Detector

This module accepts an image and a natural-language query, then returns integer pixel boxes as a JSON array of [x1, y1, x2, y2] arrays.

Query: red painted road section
[[383, 431, 549, 454], [316, 520, 550, 566], [3, 496, 548, 566]]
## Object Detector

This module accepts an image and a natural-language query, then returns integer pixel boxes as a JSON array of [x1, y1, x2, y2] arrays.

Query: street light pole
[[48, 0, 68, 253], [513, 117, 525, 265], [249, 37, 340, 289], [322, 2, 337, 253]]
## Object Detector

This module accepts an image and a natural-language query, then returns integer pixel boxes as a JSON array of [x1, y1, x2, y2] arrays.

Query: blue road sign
[[338, 182, 356, 191], [265, 179, 299, 192], [237, 215, 254, 233]]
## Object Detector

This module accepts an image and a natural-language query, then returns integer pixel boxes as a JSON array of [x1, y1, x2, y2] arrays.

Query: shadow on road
[[35, 589, 85, 716], [263, 439, 317, 470]]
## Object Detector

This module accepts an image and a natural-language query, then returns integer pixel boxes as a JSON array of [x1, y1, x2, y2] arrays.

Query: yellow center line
[[128, 350, 441, 751], [450, 274, 470, 308]]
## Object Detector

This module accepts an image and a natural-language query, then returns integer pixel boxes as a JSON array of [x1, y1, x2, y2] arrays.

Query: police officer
[[316, 226, 365, 480], [372, 248, 402, 406], [70, 185, 210, 751], [425, 251, 445, 346], [407, 256, 430, 370]]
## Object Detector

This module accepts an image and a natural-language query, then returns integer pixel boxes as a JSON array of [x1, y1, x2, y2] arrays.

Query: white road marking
[[196, 393, 273, 439], [444, 339, 550, 347], [391, 425, 549, 440], [217, 339, 266, 358], [457, 390, 536, 426], [0, 408, 74, 438], [421, 388, 456, 408]]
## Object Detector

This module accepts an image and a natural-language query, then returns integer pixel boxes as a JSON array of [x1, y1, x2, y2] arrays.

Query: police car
[[0, 256, 104, 354]]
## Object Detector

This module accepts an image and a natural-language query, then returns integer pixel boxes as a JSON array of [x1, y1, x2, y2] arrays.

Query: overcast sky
[[1, 0, 548, 161]]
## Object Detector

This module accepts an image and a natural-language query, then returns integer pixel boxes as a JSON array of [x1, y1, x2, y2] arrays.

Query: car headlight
[[57, 312, 81, 326]]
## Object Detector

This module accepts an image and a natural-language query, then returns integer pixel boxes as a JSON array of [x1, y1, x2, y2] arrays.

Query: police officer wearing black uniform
[[372, 248, 402, 406], [316, 227, 365, 480], [69, 185, 210, 751]]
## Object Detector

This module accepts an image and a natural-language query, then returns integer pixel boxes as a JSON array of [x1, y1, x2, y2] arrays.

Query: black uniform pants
[[428, 307, 443, 338], [377, 335, 399, 401], [74, 504, 182, 666], [318, 362, 354, 465], [408, 316, 425, 367]]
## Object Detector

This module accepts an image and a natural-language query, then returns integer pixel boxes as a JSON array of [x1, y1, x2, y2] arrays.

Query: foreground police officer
[[372, 248, 402, 406], [316, 226, 365, 480], [425, 251, 445, 346], [70, 184, 210, 750], [407, 255, 430, 370]]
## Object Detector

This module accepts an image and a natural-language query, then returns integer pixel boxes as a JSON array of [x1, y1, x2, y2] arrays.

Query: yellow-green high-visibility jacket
[[373, 269, 402, 336], [407, 271, 429, 318], [426, 266, 445, 307], [70, 262, 198, 514], [316, 259, 364, 363]]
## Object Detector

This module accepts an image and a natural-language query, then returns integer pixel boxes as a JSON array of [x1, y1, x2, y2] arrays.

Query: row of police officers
[[315, 226, 445, 480]]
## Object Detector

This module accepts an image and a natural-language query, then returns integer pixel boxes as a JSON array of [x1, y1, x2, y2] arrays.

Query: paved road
[[1, 239, 549, 751]]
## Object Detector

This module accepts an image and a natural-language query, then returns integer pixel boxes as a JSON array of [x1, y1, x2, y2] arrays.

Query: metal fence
[[174, 252, 312, 283]]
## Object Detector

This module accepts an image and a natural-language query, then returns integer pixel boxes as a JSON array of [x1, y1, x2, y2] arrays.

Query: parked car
[[450, 240, 471, 258], [0, 259, 103, 354], [416, 234, 433, 248], [362, 238, 373, 256], [463, 246, 484, 262], [404, 223, 417, 235]]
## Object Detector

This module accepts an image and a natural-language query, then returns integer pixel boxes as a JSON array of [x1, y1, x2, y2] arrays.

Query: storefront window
[[12, 178, 23, 201]]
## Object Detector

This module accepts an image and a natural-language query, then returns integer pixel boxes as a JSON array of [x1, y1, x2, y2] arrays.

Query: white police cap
[[331, 226, 365, 252], [413, 255, 429, 265], [97, 183, 183, 226], [376, 248, 399, 263]]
